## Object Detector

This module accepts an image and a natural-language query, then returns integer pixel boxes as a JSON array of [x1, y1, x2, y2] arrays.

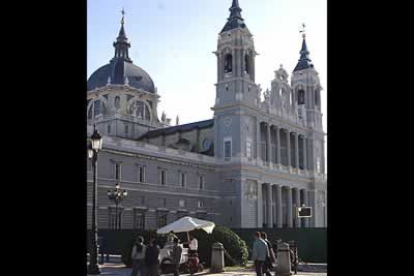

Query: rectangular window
[[179, 199, 185, 208], [125, 124, 129, 134], [246, 139, 252, 158], [138, 196, 146, 206], [138, 166, 145, 183], [180, 173, 186, 187], [160, 170, 166, 185], [199, 176, 204, 190], [159, 198, 167, 207], [224, 138, 232, 161], [157, 212, 168, 228], [109, 210, 122, 230], [108, 124, 111, 134], [316, 157, 321, 174], [197, 201, 204, 208], [114, 163, 121, 180], [177, 212, 188, 219], [134, 212, 146, 230]]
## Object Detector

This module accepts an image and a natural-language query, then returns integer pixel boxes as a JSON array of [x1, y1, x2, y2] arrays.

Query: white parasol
[[156, 216, 215, 236]]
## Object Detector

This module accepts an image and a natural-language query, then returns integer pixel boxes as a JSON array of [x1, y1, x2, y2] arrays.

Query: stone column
[[286, 130, 291, 169], [217, 53, 221, 81], [241, 48, 245, 78], [303, 136, 307, 171], [308, 190, 317, 227], [232, 49, 236, 76], [302, 189, 309, 228], [266, 184, 273, 227], [267, 124, 271, 163], [295, 132, 299, 170], [324, 190, 328, 227], [256, 119, 261, 160], [276, 185, 283, 228], [286, 187, 293, 227], [276, 126, 281, 166], [294, 188, 301, 228], [257, 182, 263, 227]]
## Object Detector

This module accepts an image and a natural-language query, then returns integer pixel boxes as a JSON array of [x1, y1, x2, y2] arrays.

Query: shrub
[[193, 225, 249, 267]]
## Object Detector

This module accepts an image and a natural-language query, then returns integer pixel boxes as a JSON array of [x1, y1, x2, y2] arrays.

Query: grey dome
[[87, 59, 156, 93]]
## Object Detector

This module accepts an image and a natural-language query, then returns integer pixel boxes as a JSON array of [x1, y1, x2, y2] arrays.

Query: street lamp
[[88, 124, 103, 275], [107, 182, 128, 230]]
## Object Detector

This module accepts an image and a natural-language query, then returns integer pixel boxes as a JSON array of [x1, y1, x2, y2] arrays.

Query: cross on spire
[[300, 23, 306, 38], [121, 8, 125, 25]]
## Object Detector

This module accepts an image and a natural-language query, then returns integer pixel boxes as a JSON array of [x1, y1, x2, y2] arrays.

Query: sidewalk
[[88, 263, 327, 276]]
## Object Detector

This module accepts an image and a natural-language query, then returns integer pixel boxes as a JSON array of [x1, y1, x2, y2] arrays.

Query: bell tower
[[291, 28, 323, 131], [291, 27, 325, 176], [213, 0, 261, 162], [214, 0, 259, 108]]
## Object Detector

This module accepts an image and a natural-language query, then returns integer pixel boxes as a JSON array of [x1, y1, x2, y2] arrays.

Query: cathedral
[[87, 0, 327, 230]]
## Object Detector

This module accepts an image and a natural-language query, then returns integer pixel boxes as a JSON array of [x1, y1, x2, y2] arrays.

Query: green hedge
[[192, 225, 248, 267]]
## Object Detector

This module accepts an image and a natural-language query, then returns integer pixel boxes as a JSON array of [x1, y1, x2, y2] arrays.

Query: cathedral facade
[[87, 0, 327, 230]]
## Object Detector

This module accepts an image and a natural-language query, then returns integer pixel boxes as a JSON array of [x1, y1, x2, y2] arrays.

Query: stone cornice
[[87, 180, 227, 199], [87, 85, 160, 99], [213, 102, 311, 133]]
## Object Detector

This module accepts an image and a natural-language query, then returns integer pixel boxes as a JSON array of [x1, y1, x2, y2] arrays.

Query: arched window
[[88, 105, 93, 119], [88, 99, 102, 119], [244, 54, 250, 74], [224, 54, 233, 73], [145, 105, 151, 121], [130, 100, 151, 121], [298, 90, 305, 105]]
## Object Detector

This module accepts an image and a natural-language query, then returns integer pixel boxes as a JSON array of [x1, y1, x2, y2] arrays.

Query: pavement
[[87, 263, 327, 276]]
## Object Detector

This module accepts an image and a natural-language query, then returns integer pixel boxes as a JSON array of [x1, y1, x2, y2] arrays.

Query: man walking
[[251, 232, 269, 276], [171, 238, 182, 276], [261, 232, 276, 276]]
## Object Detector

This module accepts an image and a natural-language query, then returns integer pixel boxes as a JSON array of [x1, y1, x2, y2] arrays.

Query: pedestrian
[[130, 236, 148, 276], [146, 238, 160, 276], [188, 234, 198, 255], [261, 232, 276, 276], [171, 238, 183, 276], [251, 232, 269, 276]]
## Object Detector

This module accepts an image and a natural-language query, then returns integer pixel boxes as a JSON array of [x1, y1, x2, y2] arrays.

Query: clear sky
[[87, 0, 327, 163]]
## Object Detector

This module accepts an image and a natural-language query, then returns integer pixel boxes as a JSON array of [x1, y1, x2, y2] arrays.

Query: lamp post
[[88, 124, 103, 275], [107, 182, 128, 230]]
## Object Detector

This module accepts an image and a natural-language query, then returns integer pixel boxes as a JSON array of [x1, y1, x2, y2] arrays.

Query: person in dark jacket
[[261, 232, 275, 276], [146, 238, 160, 276], [171, 238, 182, 276], [130, 236, 147, 276]]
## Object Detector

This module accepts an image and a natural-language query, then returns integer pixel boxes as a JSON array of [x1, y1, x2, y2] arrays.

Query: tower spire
[[220, 0, 248, 33], [112, 8, 132, 63], [294, 23, 313, 72]]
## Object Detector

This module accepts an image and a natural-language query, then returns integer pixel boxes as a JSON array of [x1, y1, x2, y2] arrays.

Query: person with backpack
[[261, 232, 276, 276], [130, 236, 147, 276], [145, 238, 160, 276]]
